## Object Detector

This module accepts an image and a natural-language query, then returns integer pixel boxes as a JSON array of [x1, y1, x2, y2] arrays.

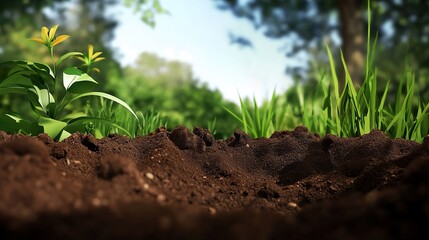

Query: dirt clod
[[98, 155, 136, 180], [82, 134, 99, 152], [50, 143, 67, 159], [193, 127, 215, 146], [169, 125, 206, 152], [228, 130, 250, 147], [0, 137, 49, 160]]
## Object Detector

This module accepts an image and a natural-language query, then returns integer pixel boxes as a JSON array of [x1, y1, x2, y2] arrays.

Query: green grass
[[225, 0, 429, 142], [224, 91, 278, 138], [85, 97, 167, 138]]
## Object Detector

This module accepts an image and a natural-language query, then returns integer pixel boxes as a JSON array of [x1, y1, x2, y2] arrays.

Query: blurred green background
[[1, 0, 428, 138]]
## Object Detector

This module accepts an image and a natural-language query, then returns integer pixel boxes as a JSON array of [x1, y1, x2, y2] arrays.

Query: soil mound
[[0, 127, 428, 239]]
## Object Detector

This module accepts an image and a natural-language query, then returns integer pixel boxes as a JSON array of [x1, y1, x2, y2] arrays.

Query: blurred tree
[[0, 0, 63, 62], [110, 52, 193, 107], [214, 0, 429, 90], [172, 80, 240, 138], [0, 0, 65, 34], [123, 0, 169, 27], [106, 52, 240, 137]]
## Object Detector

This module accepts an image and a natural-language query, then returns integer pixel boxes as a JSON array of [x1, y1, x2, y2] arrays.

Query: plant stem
[[50, 48, 56, 75], [55, 91, 69, 119], [47, 47, 56, 117], [49, 46, 60, 118]]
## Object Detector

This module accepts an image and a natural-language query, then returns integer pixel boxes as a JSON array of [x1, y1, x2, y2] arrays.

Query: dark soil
[[1, 126, 429, 239]]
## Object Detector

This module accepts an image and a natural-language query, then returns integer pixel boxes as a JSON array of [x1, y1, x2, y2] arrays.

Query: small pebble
[[146, 172, 154, 180], [287, 202, 298, 208], [157, 194, 166, 202], [92, 198, 101, 207], [208, 207, 217, 215]]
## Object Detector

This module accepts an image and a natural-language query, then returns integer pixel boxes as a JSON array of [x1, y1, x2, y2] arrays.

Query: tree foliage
[[216, 0, 337, 55], [124, 0, 169, 27], [106, 52, 240, 138], [214, 0, 429, 92]]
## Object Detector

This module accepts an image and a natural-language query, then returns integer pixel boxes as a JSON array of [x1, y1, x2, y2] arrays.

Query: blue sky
[[111, 0, 295, 104]]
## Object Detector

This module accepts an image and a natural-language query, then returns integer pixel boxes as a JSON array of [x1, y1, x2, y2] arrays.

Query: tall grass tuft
[[224, 91, 278, 138], [225, 0, 429, 142], [85, 97, 167, 138]]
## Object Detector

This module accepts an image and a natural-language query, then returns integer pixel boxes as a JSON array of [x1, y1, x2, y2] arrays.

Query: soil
[[1, 126, 429, 239]]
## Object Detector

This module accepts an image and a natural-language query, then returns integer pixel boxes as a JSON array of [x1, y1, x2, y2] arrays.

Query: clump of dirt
[[0, 127, 428, 239]]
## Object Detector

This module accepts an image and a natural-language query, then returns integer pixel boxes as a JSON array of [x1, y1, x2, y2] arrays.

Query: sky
[[111, 0, 295, 104]]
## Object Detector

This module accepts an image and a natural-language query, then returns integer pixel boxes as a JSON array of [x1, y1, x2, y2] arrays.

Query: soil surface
[[1, 126, 429, 239]]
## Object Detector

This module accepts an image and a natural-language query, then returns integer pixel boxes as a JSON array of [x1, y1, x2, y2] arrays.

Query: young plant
[[224, 91, 278, 138], [207, 117, 217, 136], [135, 109, 168, 136], [0, 25, 137, 140]]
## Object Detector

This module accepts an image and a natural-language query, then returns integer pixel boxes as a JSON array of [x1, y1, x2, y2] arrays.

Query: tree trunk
[[338, 0, 365, 89]]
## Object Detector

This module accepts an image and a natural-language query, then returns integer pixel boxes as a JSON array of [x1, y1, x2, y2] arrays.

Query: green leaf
[[153, 0, 167, 14], [0, 61, 54, 89], [223, 106, 244, 125], [1, 62, 43, 88], [0, 113, 43, 135], [28, 85, 55, 114], [378, 80, 390, 127], [57, 52, 83, 68], [142, 10, 156, 27], [414, 102, 429, 133], [326, 46, 341, 135], [0, 114, 22, 133], [0, 69, 33, 88], [38, 117, 67, 139], [63, 67, 98, 93], [27, 62, 55, 88], [65, 116, 132, 137], [60, 112, 88, 121], [0, 86, 29, 95], [66, 92, 138, 120], [58, 130, 72, 141]]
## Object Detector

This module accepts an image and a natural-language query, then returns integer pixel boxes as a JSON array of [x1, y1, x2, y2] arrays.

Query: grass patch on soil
[[225, 1, 429, 142]]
